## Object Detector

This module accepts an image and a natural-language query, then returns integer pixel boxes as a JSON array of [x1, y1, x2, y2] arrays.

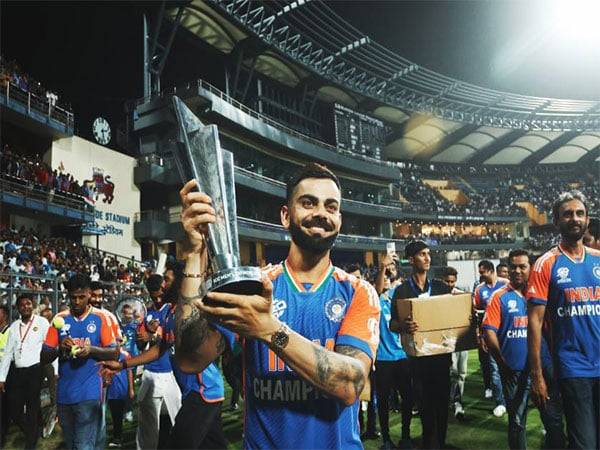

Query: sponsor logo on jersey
[[508, 299, 518, 313], [556, 267, 572, 284], [324, 298, 347, 322]]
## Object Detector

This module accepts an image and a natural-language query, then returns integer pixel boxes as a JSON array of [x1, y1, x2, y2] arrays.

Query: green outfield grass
[[4, 349, 548, 449]]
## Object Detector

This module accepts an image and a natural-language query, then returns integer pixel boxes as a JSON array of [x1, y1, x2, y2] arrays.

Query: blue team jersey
[[474, 278, 509, 310], [108, 350, 131, 400], [121, 322, 139, 357], [141, 303, 173, 373], [527, 245, 600, 378], [377, 288, 406, 361], [243, 261, 380, 450], [44, 307, 115, 404]]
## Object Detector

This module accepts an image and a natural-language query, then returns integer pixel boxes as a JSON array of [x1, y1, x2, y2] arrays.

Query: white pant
[[136, 370, 182, 450]]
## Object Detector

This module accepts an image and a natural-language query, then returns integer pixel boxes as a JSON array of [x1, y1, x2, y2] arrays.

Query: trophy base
[[202, 266, 264, 301]]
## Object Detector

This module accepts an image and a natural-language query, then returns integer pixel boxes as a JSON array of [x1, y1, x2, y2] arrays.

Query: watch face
[[93, 117, 111, 145]]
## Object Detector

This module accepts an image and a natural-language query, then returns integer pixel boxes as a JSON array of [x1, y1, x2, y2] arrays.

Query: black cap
[[404, 240, 429, 258]]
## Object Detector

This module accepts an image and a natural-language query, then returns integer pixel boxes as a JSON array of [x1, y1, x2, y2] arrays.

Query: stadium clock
[[93, 117, 111, 145]]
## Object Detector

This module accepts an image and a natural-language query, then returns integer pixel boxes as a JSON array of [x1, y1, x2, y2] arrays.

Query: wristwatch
[[270, 323, 291, 351]]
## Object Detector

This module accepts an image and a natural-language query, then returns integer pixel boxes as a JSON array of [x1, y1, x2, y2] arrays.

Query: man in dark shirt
[[391, 240, 452, 449]]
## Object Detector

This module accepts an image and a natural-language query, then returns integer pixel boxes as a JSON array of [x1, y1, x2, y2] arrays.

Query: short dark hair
[[285, 163, 341, 204], [508, 249, 530, 261], [16, 293, 33, 307], [496, 262, 509, 271], [478, 260, 494, 272], [146, 274, 163, 293], [90, 281, 103, 292], [552, 190, 588, 222], [589, 217, 600, 240], [0, 304, 8, 317], [442, 266, 458, 277], [346, 263, 362, 275], [66, 273, 91, 292]]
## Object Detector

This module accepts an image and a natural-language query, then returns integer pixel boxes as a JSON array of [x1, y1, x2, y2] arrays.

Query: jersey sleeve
[[44, 321, 59, 348], [473, 285, 483, 310], [99, 314, 116, 347], [336, 280, 381, 360], [527, 255, 553, 306], [482, 291, 502, 332]]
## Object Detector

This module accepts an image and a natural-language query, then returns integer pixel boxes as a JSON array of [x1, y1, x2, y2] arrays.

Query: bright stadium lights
[[549, 0, 600, 42]]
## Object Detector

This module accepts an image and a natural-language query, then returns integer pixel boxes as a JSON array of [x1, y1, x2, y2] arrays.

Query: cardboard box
[[396, 293, 477, 357]]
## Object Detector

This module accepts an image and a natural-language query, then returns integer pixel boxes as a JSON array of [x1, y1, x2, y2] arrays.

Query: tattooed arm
[[174, 180, 229, 373], [268, 330, 370, 406]]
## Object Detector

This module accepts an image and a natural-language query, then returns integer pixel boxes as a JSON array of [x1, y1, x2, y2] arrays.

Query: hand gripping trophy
[[171, 96, 263, 298]]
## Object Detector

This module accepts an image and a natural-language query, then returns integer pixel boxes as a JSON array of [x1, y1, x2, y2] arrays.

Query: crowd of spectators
[[0, 55, 68, 110], [397, 162, 599, 219], [0, 227, 154, 307], [0, 144, 89, 201]]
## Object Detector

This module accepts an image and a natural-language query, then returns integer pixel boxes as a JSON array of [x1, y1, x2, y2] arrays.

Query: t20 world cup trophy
[[171, 96, 263, 298]]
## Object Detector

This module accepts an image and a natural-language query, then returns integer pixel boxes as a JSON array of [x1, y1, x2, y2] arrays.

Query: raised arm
[[528, 303, 548, 408], [174, 180, 228, 373]]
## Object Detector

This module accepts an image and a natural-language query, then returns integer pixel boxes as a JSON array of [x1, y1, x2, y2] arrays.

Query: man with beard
[[0, 295, 49, 449], [174, 162, 380, 449], [390, 240, 452, 449], [528, 190, 600, 449]]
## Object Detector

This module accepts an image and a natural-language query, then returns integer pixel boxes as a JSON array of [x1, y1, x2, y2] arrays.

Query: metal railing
[[2, 82, 74, 130], [0, 174, 93, 215], [0, 272, 148, 322], [195, 78, 398, 166]]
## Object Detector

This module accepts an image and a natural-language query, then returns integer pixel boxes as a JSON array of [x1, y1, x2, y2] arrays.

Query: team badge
[[508, 300, 518, 313], [593, 266, 600, 281], [87, 322, 97, 333], [33, 327, 38, 332], [325, 298, 347, 322]]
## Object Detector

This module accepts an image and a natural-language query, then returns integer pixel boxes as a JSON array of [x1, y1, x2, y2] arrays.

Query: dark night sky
[[2, 0, 599, 141]]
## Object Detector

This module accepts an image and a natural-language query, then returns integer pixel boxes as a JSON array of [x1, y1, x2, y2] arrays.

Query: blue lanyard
[[408, 276, 431, 297]]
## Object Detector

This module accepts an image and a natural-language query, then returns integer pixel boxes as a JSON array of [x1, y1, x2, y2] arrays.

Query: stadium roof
[[170, 0, 600, 165]]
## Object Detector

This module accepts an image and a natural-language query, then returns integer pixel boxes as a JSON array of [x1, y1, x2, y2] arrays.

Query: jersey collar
[[558, 242, 586, 264], [507, 283, 525, 298], [282, 259, 334, 293], [72, 306, 92, 322]]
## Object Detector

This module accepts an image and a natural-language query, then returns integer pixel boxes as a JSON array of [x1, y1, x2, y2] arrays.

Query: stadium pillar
[[255, 242, 265, 267]]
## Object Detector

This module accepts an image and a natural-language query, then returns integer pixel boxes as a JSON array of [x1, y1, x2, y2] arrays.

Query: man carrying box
[[390, 240, 452, 450]]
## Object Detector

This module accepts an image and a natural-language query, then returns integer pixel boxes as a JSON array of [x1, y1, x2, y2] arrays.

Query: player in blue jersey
[[42, 273, 118, 450], [483, 249, 534, 449], [528, 190, 600, 449], [474, 260, 508, 416], [376, 274, 412, 449], [174, 162, 380, 449], [135, 274, 181, 449]]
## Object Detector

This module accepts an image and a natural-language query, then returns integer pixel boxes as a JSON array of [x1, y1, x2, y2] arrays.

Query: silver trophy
[[171, 96, 263, 298]]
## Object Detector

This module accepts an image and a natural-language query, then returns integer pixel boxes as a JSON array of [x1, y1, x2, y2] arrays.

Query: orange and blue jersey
[[474, 278, 509, 310], [482, 284, 530, 371], [527, 244, 600, 379], [44, 306, 115, 405], [107, 349, 132, 400], [242, 261, 380, 450], [377, 287, 407, 361], [140, 303, 173, 373]]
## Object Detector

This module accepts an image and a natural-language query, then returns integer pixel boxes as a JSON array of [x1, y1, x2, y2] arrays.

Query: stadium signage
[[436, 215, 486, 221]]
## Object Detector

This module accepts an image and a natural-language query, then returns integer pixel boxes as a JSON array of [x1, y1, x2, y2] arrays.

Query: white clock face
[[93, 117, 111, 145]]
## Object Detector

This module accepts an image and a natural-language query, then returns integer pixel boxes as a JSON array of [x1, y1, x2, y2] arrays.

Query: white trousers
[[136, 370, 182, 450]]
